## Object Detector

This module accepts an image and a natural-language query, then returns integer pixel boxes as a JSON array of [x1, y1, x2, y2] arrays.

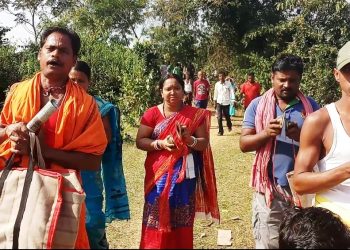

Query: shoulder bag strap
[[0, 153, 16, 198], [12, 132, 37, 249]]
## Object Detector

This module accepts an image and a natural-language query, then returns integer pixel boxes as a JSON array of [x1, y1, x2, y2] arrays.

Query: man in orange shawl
[[0, 26, 107, 249]]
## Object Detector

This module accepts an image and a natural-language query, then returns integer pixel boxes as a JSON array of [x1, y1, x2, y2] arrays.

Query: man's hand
[[286, 122, 301, 141], [6, 122, 30, 155], [264, 118, 283, 138]]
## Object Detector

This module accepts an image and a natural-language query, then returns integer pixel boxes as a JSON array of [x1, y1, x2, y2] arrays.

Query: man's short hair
[[40, 26, 81, 56], [272, 54, 304, 76], [279, 206, 350, 249], [248, 72, 255, 77]]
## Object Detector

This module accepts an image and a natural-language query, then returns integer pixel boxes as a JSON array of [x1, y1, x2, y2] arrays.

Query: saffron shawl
[[144, 106, 220, 231], [250, 88, 313, 207], [0, 72, 107, 167], [0, 73, 108, 249]]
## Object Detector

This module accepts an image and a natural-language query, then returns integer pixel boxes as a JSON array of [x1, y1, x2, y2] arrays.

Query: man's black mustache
[[47, 59, 63, 66]]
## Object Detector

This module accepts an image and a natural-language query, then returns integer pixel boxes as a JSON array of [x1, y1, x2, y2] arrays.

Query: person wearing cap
[[293, 41, 350, 227]]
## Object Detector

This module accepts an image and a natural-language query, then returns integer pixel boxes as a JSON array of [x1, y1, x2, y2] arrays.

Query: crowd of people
[[0, 25, 349, 249]]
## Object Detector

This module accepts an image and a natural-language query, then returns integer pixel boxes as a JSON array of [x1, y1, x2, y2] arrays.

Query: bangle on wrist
[[187, 136, 198, 148], [153, 140, 161, 150]]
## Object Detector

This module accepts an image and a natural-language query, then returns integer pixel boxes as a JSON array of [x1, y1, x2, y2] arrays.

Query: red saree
[[139, 105, 220, 249]]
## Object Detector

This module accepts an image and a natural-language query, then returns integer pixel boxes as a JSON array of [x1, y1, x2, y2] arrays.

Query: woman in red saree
[[136, 74, 220, 249]]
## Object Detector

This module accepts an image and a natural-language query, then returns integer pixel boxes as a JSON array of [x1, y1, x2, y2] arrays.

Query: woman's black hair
[[158, 73, 185, 91], [72, 60, 91, 80]]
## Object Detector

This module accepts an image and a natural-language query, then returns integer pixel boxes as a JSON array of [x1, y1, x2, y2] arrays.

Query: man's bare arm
[[240, 128, 270, 152], [293, 110, 350, 194], [239, 118, 282, 152]]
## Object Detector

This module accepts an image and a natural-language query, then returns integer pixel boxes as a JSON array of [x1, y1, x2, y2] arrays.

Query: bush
[[79, 34, 153, 128]]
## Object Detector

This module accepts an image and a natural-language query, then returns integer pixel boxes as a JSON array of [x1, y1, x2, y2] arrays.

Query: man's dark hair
[[279, 206, 350, 249], [40, 26, 81, 56], [72, 60, 91, 80], [248, 72, 255, 77], [272, 54, 304, 76], [159, 73, 184, 91]]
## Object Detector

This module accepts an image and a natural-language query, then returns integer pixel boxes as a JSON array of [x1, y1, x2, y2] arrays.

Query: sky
[[2, 0, 350, 46], [0, 11, 33, 46], [0, 9, 148, 47]]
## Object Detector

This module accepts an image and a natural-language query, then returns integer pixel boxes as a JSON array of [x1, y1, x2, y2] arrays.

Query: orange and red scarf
[[144, 106, 220, 231], [250, 88, 313, 207]]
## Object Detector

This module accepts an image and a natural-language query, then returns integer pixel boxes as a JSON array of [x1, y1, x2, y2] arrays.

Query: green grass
[[106, 113, 255, 249]]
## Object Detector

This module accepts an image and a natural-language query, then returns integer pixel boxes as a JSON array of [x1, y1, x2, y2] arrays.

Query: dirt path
[[107, 108, 255, 249]]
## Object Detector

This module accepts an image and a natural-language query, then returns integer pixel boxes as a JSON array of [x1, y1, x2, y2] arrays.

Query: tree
[[87, 0, 147, 45], [0, 26, 10, 45], [52, 0, 147, 46], [269, 0, 350, 105], [147, 0, 200, 67], [198, 0, 285, 87], [0, 0, 76, 45]]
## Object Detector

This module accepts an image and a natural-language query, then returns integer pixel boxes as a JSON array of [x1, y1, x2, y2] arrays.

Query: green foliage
[[0, 26, 10, 45], [273, 0, 349, 105], [147, 0, 199, 66], [0, 45, 20, 101], [133, 41, 162, 105], [0, 42, 40, 103], [3, 0, 350, 127], [78, 32, 152, 127], [201, 0, 350, 106], [86, 0, 147, 44], [18, 43, 40, 79]]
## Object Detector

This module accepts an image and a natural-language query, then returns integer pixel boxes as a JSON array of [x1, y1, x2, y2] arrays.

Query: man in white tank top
[[294, 41, 350, 227]]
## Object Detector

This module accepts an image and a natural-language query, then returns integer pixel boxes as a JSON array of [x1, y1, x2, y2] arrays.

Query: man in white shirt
[[214, 70, 235, 135]]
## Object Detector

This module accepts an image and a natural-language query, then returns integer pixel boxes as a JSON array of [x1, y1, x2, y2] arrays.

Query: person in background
[[167, 63, 174, 75], [183, 71, 193, 106], [172, 62, 183, 79], [0, 26, 108, 249], [70, 61, 130, 249], [186, 62, 195, 80], [160, 63, 168, 79], [293, 41, 350, 227], [226, 75, 237, 117], [136, 73, 220, 249], [213, 71, 235, 136], [193, 70, 210, 109], [240, 72, 261, 109], [279, 206, 350, 249], [239, 54, 319, 249]]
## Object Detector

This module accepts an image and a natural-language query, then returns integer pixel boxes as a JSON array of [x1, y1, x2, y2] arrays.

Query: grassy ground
[[106, 109, 255, 249]]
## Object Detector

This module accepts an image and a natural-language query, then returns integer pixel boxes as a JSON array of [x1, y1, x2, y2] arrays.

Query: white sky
[[0, 10, 148, 47], [0, 11, 33, 46], [2, 0, 350, 46]]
